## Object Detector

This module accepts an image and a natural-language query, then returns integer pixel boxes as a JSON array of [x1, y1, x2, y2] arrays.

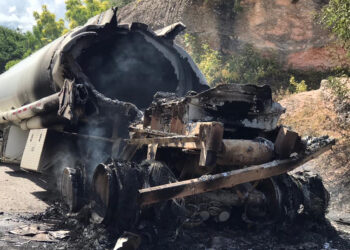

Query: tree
[[108, 0, 134, 8], [33, 5, 66, 46], [0, 26, 28, 73], [2, 0, 130, 71], [320, 0, 350, 53], [65, 0, 110, 29], [2, 5, 66, 71]]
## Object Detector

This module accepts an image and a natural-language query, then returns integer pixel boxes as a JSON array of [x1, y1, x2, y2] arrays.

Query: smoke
[[50, 122, 113, 197], [60, 30, 185, 184], [52, 26, 207, 206], [48, 139, 80, 193], [78, 31, 180, 109], [76, 121, 113, 184]]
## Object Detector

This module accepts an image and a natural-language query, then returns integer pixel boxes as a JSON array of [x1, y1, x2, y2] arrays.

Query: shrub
[[198, 44, 223, 86], [327, 76, 350, 101], [320, 0, 350, 54], [289, 76, 308, 93], [223, 44, 281, 85], [5, 59, 21, 71]]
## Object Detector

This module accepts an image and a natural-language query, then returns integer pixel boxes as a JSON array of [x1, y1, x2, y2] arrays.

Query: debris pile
[[74, 83, 334, 248]]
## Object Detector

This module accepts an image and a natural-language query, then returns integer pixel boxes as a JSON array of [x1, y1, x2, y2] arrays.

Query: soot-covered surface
[[1, 162, 350, 250], [78, 32, 179, 109], [2, 201, 350, 250]]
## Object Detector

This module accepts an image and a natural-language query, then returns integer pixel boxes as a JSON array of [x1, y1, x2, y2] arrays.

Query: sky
[[0, 0, 66, 32]]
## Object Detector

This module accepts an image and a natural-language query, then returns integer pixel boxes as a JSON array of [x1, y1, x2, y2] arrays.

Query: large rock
[[118, 0, 349, 71]]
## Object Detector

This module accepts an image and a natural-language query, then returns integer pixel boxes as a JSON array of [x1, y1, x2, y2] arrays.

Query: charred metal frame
[[138, 142, 333, 206], [125, 121, 224, 167]]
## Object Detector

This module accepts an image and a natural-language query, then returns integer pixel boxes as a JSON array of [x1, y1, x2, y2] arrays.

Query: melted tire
[[91, 160, 143, 231], [61, 167, 84, 212]]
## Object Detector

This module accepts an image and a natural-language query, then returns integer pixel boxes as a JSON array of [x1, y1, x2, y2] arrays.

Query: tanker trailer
[[0, 8, 208, 169], [0, 8, 333, 230]]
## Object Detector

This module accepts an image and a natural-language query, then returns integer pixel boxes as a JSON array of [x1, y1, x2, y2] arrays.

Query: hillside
[[279, 78, 350, 230]]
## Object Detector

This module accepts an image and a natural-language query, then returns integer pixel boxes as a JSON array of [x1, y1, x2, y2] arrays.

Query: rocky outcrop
[[118, 0, 349, 71], [234, 0, 349, 70]]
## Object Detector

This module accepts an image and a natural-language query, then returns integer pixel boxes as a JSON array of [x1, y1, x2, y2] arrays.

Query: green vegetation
[[33, 5, 66, 46], [0, 0, 128, 72], [183, 32, 350, 99], [327, 76, 350, 101], [197, 44, 223, 84], [65, 0, 110, 29], [0, 27, 36, 73], [184, 33, 282, 86], [320, 0, 350, 54], [289, 76, 307, 93], [109, 0, 135, 8], [65, 0, 134, 29], [223, 45, 281, 85], [232, 0, 243, 14], [318, 1, 350, 103]]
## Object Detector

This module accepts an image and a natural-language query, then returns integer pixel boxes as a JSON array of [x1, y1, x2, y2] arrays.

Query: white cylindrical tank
[[0, 38, 62, 112], [0, 8, 208, 116]]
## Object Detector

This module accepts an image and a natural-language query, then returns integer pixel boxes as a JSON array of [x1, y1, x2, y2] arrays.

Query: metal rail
[[0, 93, 59, 124]]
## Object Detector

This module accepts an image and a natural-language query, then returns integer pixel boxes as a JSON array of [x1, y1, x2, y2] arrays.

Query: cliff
[[118, 0, 349, 71]]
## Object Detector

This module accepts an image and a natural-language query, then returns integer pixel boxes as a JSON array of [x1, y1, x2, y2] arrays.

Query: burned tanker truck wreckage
[[0, 8, 334, 234]]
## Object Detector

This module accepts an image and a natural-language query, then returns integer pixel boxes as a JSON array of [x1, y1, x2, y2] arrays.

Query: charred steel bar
[[138, 142, 334, 207], [127, 136, 199, 145]]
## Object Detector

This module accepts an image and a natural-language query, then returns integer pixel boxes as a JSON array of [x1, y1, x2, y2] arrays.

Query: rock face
[[118, 0, 349, 71]]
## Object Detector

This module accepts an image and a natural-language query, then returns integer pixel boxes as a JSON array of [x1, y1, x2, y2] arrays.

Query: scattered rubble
[[9, 224, 69, 242]]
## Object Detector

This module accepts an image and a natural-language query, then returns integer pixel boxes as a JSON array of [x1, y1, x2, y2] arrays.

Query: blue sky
[[0, 0, 66, 31]]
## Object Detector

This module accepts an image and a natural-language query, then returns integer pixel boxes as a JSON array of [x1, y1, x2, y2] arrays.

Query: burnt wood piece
[[138, 142, 334, 207]]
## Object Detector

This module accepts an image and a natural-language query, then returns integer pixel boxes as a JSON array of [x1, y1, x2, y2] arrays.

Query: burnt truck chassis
[[0, 76, 333, 229], [60, 83, 334, 229], [0, 8, 333, 230]]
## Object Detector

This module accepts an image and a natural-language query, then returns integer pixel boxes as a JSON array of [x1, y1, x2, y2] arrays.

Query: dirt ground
[[0, 164, 59, 250], [0, 164, 50, 214]]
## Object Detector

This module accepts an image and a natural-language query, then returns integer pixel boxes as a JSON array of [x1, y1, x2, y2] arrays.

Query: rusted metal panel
[[198, 122, 224, 167], [274, 127, 300, 158], [217, 139, 274, 166]]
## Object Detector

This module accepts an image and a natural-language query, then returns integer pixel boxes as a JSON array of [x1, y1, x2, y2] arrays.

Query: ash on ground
[[15, 197, 350, 250]]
